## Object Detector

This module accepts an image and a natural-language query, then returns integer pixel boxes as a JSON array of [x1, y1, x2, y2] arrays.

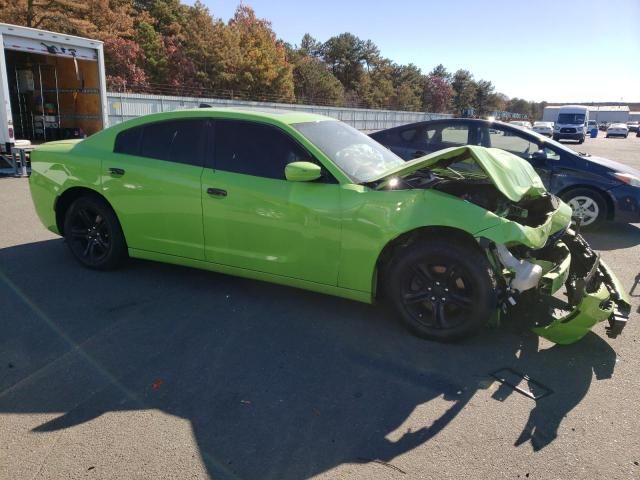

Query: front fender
[[474, 198, 572, 249]]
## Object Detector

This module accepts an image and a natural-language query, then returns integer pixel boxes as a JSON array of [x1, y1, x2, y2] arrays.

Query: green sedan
[[28, 108, 630, 343]]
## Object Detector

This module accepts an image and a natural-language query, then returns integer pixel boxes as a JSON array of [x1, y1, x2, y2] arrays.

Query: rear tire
[[63, 195, 127, 270], [385, 239, 496, 342], [561, 188, 607, 229]]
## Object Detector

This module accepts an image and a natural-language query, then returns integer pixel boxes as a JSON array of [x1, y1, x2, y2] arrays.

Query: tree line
[[0, 0, 546, 118]]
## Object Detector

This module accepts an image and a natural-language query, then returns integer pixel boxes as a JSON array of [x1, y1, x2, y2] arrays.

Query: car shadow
[[582, 223, 640, 250], [0, 239, 618, 479]]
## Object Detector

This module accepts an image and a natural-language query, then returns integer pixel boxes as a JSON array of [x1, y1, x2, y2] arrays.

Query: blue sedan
[[370, 118, 640, 227]]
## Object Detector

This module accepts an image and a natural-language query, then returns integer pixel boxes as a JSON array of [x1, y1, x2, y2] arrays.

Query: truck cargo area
[[0, 23, 107, 175], [5, 50, 102, 143]]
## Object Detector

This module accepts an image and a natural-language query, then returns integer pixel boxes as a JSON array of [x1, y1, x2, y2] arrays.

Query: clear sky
[[188, 0, 640, 103]]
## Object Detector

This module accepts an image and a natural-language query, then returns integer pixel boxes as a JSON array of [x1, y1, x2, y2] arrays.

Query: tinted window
[[399, 128, 418, 142], [114, 126, 142, 155], [215, 121, 312, 180], [114, 119, 205, 166], [140, 120, 204, 166]]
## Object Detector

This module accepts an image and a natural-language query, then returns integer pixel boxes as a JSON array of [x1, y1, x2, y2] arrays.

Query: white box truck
[[0, 23, 108, 157], [552, 105, 589, 143]]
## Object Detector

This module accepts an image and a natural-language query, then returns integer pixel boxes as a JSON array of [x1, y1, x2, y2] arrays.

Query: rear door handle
[[207, 187, 227, 197], [109, 167, 125, 176]]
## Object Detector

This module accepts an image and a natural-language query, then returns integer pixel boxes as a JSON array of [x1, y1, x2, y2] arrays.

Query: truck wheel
[[385, 239, 497, 341], [63, 195, 127, 270], [553, 135, 559, 141], [578, 136, 584, 144], [561, 188, 607, 229]]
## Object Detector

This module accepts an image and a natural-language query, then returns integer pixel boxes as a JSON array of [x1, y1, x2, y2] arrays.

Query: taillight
[[8, 127, 14, 139]]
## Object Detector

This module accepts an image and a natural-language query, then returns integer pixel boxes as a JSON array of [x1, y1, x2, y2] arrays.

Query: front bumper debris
[[494, 230, 631, 344]]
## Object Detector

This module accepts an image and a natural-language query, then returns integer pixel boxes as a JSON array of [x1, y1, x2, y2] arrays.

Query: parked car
[[509, 120, 532, 129], [370, 118, 640, 228], [606, 123, 629, 138], [587, 120, 597, 133], [29, 108, 630, 343], [626, 121, 639, 132], [532, 121, 553, 137], [599, 122, 609, 132]]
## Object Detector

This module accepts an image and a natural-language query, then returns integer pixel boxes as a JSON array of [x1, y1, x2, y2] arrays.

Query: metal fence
[[106, 92, 452, 131]]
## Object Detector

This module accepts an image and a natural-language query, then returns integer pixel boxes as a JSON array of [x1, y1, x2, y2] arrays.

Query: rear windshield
[[557, 113, 585, 124]]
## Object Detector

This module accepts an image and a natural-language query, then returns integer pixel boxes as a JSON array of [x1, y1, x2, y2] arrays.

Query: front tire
[[561, 188, 607, 229], [63, 195, 127, 269], [385, 239, 496, 341]]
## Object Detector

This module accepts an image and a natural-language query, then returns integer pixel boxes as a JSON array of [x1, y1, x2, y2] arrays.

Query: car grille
[[560, 128, 576, 133]]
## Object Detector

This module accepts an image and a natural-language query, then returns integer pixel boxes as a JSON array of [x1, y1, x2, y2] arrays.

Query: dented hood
[[373, 145, 547, 202]]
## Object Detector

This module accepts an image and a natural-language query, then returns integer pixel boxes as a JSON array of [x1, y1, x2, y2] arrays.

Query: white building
[[542, 105, 630, 124]]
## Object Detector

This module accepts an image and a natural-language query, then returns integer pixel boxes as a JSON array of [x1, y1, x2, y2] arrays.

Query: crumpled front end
[[483, 228, 631, 344]]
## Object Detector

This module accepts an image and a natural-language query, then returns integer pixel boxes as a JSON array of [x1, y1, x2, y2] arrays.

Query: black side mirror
[[531, 150, 547, 164]]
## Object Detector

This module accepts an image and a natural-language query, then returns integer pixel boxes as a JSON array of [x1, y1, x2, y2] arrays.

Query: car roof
[[179, 106, 334, 125], [377, 117, 527, 131]]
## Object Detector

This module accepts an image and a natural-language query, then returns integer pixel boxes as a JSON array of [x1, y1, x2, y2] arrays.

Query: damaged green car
[[29, 109, 630, 344]]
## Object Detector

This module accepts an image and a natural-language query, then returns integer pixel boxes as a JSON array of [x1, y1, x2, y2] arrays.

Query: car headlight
[[612, 172, 640, 187]]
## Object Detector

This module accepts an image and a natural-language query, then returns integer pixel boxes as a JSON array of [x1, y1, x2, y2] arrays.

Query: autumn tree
[[422, 74, 453, 113], [224, 5, 294, 100], [104, 37, 147, 89]]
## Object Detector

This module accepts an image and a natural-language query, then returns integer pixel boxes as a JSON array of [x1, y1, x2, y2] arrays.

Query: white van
[[553, 105, 589, 143]]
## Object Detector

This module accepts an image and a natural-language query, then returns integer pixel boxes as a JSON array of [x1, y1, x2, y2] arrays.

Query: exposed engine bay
[[392, 166, 559, 228]]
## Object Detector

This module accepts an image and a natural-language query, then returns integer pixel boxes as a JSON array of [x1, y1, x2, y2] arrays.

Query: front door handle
[[109, 167, 125, 176], [207, 187, 227, 197]]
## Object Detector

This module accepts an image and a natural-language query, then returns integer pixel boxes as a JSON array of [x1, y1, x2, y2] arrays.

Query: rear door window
[[114, 119, 206, 167], [114, 126, 142, 155]]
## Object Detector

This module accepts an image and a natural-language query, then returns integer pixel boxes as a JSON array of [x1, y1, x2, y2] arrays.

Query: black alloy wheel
[[386, 240, 496, 341], [63, 196, 127, 269]]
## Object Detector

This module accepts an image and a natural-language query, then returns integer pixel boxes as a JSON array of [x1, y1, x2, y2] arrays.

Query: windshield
[[557, 113, 585, 124], [292, 121, 404, 182]]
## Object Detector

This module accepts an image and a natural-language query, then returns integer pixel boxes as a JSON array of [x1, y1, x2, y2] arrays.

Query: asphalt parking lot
[[0, 135, 639, 479]]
